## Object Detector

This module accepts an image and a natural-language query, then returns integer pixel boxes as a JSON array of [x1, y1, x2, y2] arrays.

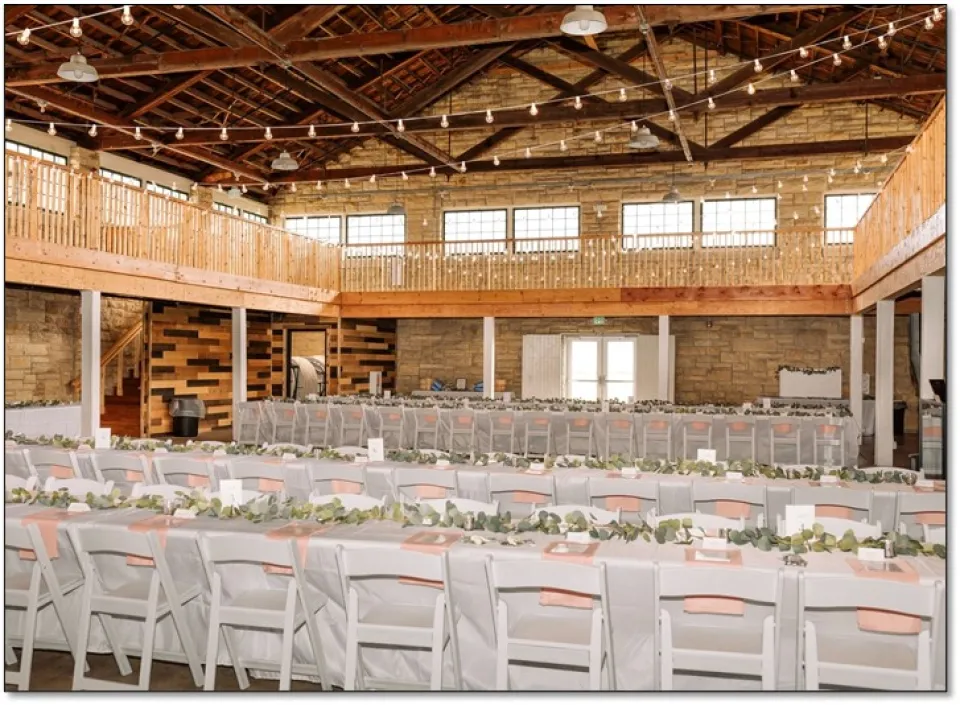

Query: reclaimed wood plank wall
[[327, 319, 397, 395]]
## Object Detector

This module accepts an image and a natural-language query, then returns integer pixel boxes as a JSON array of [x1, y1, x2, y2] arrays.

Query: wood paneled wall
[[327, 319, 397, 396]]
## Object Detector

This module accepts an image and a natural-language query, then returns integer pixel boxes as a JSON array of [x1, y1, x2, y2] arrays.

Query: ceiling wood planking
[[268, 5, 345, 44]]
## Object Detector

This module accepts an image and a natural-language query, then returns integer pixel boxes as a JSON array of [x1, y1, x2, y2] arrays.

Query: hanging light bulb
[[664, 78, 673, 91], [344, 178, 351, 188], [594, 130, 602, 143], [753, 58, 762, 73], [724, 192, 730, 199], [560, 140, 567, 152], [241, 184, 248, 194], [37, 101, 46, 113], [316, 180, 323, 190], [833, 53, 842, 66], [401, 171, 408, 181], [369, 174, 377, 184], [708, 69, 716, 85], [429, 166, 436, 178], [813, 205, 821, 216], [803, 174, 809, 183], [877, 35, 888, 50], [827, 174, 834, 184], [459, 161, 467, 173], [707, 97, 716, 110], [751, 185, 758, 194], [933, 7, 942, 22], [880, 153, 888, 164], [574, 95, 583, 110], [790, 69, 800, 83], [217, 183, 223, 192], [906, 144, 914, 154], [175, 126, 184, 140], [5, 118, 11, 133], [191, 182, 198, 192], [70, 17, 82, 38], [777, 180, 783, 190], [525, 147, 532, 158], [668, 109, 676, 121], [290, 182, 297, 192], [485, 109, 494, 124], [802, 183, 808, 192], [263, 182, 271, 191], [396, 119, 405, 133], [776, 193, 782, 201], [630, 120, 638, 133], [828, 168, 836, 177], [88, 123, 97, 137], [440, 114, 449, 128], [134, 126, 142, 140], [887, 22, 896, 37], [924, 15, 934, 30], [618, 87, 627, 102], [47, 122, 56, 136], [307, 124, 316, 138], [121, 5, 134, 25], [529, 103, 538, 116], [220, 126, 228, 141], [264, 126, 272, 140], [746, 82, 756, 95], [792, 211, 799, 220], [17, 28, 30, 45], [843, 35, 853, 50], [493, 155, 500, 166], [799, 46, 809, 59]]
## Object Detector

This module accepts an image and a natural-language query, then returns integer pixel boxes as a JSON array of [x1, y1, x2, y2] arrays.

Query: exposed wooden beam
[[6, 6, 827, 85], [270, 135, 915, 182], [268, 5, 344, 44], [710, 105, 799, 148], [94, 74, 944, 151], [121, 71, 215, 120], [500, 55, 587, 97], [4, 5, 36, 26], [636, 8, 693, 161]]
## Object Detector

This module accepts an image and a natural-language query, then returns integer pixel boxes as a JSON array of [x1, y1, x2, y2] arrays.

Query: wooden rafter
[[268, 5, 345, 44]]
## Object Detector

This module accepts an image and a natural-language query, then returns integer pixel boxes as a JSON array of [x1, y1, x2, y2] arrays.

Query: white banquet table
[[4, 404, 82, 438]]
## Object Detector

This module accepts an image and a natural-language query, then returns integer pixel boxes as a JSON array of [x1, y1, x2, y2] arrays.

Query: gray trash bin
[[169, 398, 206, 438]]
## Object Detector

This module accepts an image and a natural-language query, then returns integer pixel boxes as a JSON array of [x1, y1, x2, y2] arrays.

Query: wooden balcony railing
[[340, 230, 853, 292], [853, 100, 945, 283], [5, 153, 341, 292]]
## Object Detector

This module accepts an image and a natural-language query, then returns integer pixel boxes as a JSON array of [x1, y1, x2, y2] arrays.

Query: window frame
[[823, 191, 876, 245], [213, 201, 238, 216], [98, 167, 143, 189], [4, 140, 67, 165], [243, 210, 268, 225], [442, 207, 509, 256], [284, 214, 344, 245], [512, 205, 582, 253], [345, 212, 406, 257], [621, 200, 695, 250], [699, 196, 778, 248], [146, 181, 189, 201]]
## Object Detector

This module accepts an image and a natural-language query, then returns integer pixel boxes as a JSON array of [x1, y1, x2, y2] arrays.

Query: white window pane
[[570, 381, 599, 401], [514, 206, 580, 252], [622, 202, 694, 249], [702, 198, 777, 247], [605, 341, 635, 382], [443, 209, 507, 255], [570, 340, 598, 381], [605, 382, 634, 402], [346, 214, 404, 256]]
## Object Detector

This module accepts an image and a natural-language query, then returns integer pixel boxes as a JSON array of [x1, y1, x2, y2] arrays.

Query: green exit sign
[[593, 316, 606, 325]]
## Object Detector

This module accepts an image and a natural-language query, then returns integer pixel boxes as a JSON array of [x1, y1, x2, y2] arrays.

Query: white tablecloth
[[4, 404, 82, 438], [3, 503, 946, 690]]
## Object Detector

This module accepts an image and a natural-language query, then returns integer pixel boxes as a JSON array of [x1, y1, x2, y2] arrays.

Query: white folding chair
[[446, 409, 476, 455], [777, 516, 881, 541], [5, 474, 37, 496], [413, 408, 442, 451], [392, 467, 459, 502], [227, 458, 289, 495], [691, 482, 767, 528], [337, 405, 367, 447], [656, 564, 782, 690], [587, 476, 659, 521], [130, 483, 193, 501], [485, 555, 615, 690], [647, 511, 745, 533], [563, 413, 595, 457], [152, 456, 216, 490], [67, 525, 204, 690], [23, 447, 82, 482], [234, 401, 263, 445], [88, 451, 152, 493], [309, 493, 385, 511], [43, 477, 114, 496], [336, 545, 462, 690], [5, 448, 31, 478], [603, 413, 636, 461], [486, 411, 517, 454], [813, 420, 846, 467], [302, 404, 333, 448], [418, 497, 499, 515], [199, 533, 329, 691], [641, 413, 673, 460], [799, 574, 942, 690], [792, 486, 872, 523], [523, 412, 553, 458], [268, 402, 300, 445], [725, 417, 757, 462], [681, 416, 714, 460], [305, 460, 366, 496], [376, 406, 407, 450], [487, 473, 557, 515], [769, 419, 802, 465], [895, 492, 946, 540], [4, 521, 85, 690], [536, 504, 622, 525], [922, 525, 946, 544]]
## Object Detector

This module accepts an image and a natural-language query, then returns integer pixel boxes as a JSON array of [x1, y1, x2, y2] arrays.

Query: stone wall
[[395, 315, 918, 431], [4, 285, 144, 403]]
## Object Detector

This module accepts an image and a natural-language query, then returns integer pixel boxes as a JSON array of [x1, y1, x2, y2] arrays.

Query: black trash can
[[169, 398, 206, 438]]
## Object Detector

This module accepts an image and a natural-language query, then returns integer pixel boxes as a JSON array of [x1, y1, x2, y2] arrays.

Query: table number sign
[[219, 479, 244, 508], [367, 438, 385, 462], [857, 547, 886, 562], [503, 392, 512, 403], [784, 504, 816, 534], [762, 398, 772, 409], [384, 390, 391, 399], [697, 448, 717, 463], [95, 427, 111, 449], [725, 471, 744, 482]]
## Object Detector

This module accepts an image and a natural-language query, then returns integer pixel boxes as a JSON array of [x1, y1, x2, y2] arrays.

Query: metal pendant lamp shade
[[271, 151, 298, 171], [386, 202, 406, 216], [661, 185, 682, 203], [227, 186, 242, 199], [57, 53, 98, 83], [560, 5, 607, 36], [628, 125, 660, 150]]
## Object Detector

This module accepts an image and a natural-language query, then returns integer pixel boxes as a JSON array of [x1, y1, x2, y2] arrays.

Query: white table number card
[[384, 390, 391, 399], [95, 427, 111, 449], [367, 438, 385, 462], [857, 547, 886, 562], [219, 479, 244, 508], [601, 400, 610, 413], [503, 392, 512, 403], [762, 398, 772, 409], [784, 505, 816, 535], [697, 448, 717, 463]]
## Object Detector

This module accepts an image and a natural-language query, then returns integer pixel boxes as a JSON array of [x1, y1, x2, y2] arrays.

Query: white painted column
[[874, 300, 895, 466], [232, 307, 247, 407], [849, 314, 864, 436], [483, 317, 495, 399], [920, 275, 945, 399], [658, 315, 670, 401], [80, 290, 101, 437]]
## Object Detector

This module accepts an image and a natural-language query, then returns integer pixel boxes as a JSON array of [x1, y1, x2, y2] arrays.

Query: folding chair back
[[305, 460, 366, 495], [896, 491, 946, 539], [447, 410, 476, 455], [337, 405, 367, 447], [487, 473, 557, 515], [791, 486, 872, 523], [88, 451, 152, 492], [302, 404, 333, 448], [269, 402, 300, 444], [152, 456, 215, 490], [392, 467, 459, 502], [23, 448, 81, 482], [234, 402, 263, 445], [227, 458, 288, 494], [413, 407, 442, 451], [603, 413, 636, 461], [376, 407, 406, 450], [587, 476, 659, 520], [43, 477, 113, 497], [641, 413, 673, 460], [769, 419, 802, 465], [681, 415, 714, 460], [691, 482, 766, 527], [725, 416, 757, 462], [523, 412, 553, 458], [487, 411, 517, 454], [563, 413, 595, 457]]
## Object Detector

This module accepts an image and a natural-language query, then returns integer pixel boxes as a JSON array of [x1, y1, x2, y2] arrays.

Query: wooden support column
[[232, 307, 247, 410], [849, 314, 863, 438], [920, 275, 945, 400], [80, 290, 101, 437], [483, 317, 496, 399], [875, 300, 895, 466], [658, 315, 670, 401]]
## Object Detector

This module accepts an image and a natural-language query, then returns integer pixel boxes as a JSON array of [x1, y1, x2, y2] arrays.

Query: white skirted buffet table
[[4, 404, 81, 438]]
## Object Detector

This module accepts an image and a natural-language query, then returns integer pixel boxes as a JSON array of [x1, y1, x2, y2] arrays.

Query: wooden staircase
[[101, 373, 142, 437]]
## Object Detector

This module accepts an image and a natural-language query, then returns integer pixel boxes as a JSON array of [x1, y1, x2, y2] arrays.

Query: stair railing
[[69, 319, 144, 405]]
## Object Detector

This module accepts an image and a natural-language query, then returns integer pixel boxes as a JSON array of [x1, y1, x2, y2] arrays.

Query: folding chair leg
[[203, 619, 220, 691], [13, 601, 39, 691], [429, 627, 444, 690], [448, 620, 463, 691], [588, 644, 602, 690], [47, 580, 89, 673], [344, 627, 359, 691], [137, 604, 159, 690], [302, 607, 331, 691], [72, 591, 93, 690], [222, 626, 250, 689], [4, 643, 16, 666], [278, 613, 297, 690], [495, 638, 509, 689], [98, 613, 133, 676], [168, 597, 204, 688]]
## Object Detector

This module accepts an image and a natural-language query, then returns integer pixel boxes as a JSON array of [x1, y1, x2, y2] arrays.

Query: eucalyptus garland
[[776, 366, 842, 375], [4, 399, 75, 409], [7, 489, 944, 560]]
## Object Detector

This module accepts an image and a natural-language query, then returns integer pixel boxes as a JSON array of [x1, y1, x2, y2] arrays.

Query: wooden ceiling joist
[[268, 5, 345, 44]]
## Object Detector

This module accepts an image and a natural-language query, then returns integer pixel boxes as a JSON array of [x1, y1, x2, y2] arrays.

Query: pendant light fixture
[[628, 124, 659, 150], [57, 52, 98, 82], [560, 5, 607, 36], [661, 165, 681, 203], [270, 151, 298, 171]]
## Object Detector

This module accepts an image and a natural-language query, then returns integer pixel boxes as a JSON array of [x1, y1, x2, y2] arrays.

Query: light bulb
[[792, 211, 799, 220], [17, 28, 30, 45], [263, 183, 271, 191], [802, 183, 808, 192], [38, 101, 45, 113], [618, 87, 627, 102], [5, 118, 11, 132], [316, 180, 322, 189], [134, 126, 142, 140], [369, 174, 376, 184], [70, 18, 82, 38], [594, 130, 602, 143], [668, 109, 676, 121], [401, 171, 408, 181], [708, 69, 716, 85], [573, 95, 583, 111], [493, 155, 500, 166], [925, 16, 934, 30], [241, 185, 247, 193], [264, 126, 272, 140], [803, 174, 809, 182], [751, 185, 758, 194], [724, 192, 730, 199], [220, 127, 228, 141], [777, 180, 783, 190], [459, 161, 467, 173], [351, 121, 360, 133], [429, 166, 436, 178], [175, 126, 184, 140], [396, 119, 405, 132], [790, 69, 800, 83], [887, 22, 896, 37], [529, 103, 538, 116], [746, 82, 756, 95], [121, 5, 133, 25], [799, 46, 809, 59], [934, 7, 942, 22], [828, 167, 836, 177], [485, 109, 493, 124], [440, 115, 448, 128], [880, 153, 888, 163], [307, 124, 316, 138], [191, 182, 198, 191], [47, 122, 56, 136], [525, 147, 532, 158], [707, 97, 716, 110], [344, 178, 351, 188], [754, 59, 762, 73], [217, 183, 223, 192], [906, 145, 914, 154], [664, 78, 673, 91], [827, 174, 834, 184], [630, 120, 638, 133], [290, 182, 297, 192], [878, 36, 888, 50], [776, 193, 782, 201], [843, 35, 852, 50], [832, 53, 841, 66], [813, 205, 821, 215], [560, 140, 567, 152]]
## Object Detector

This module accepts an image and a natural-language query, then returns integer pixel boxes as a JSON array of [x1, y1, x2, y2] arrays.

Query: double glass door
[[565, 336, 636, 402]]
